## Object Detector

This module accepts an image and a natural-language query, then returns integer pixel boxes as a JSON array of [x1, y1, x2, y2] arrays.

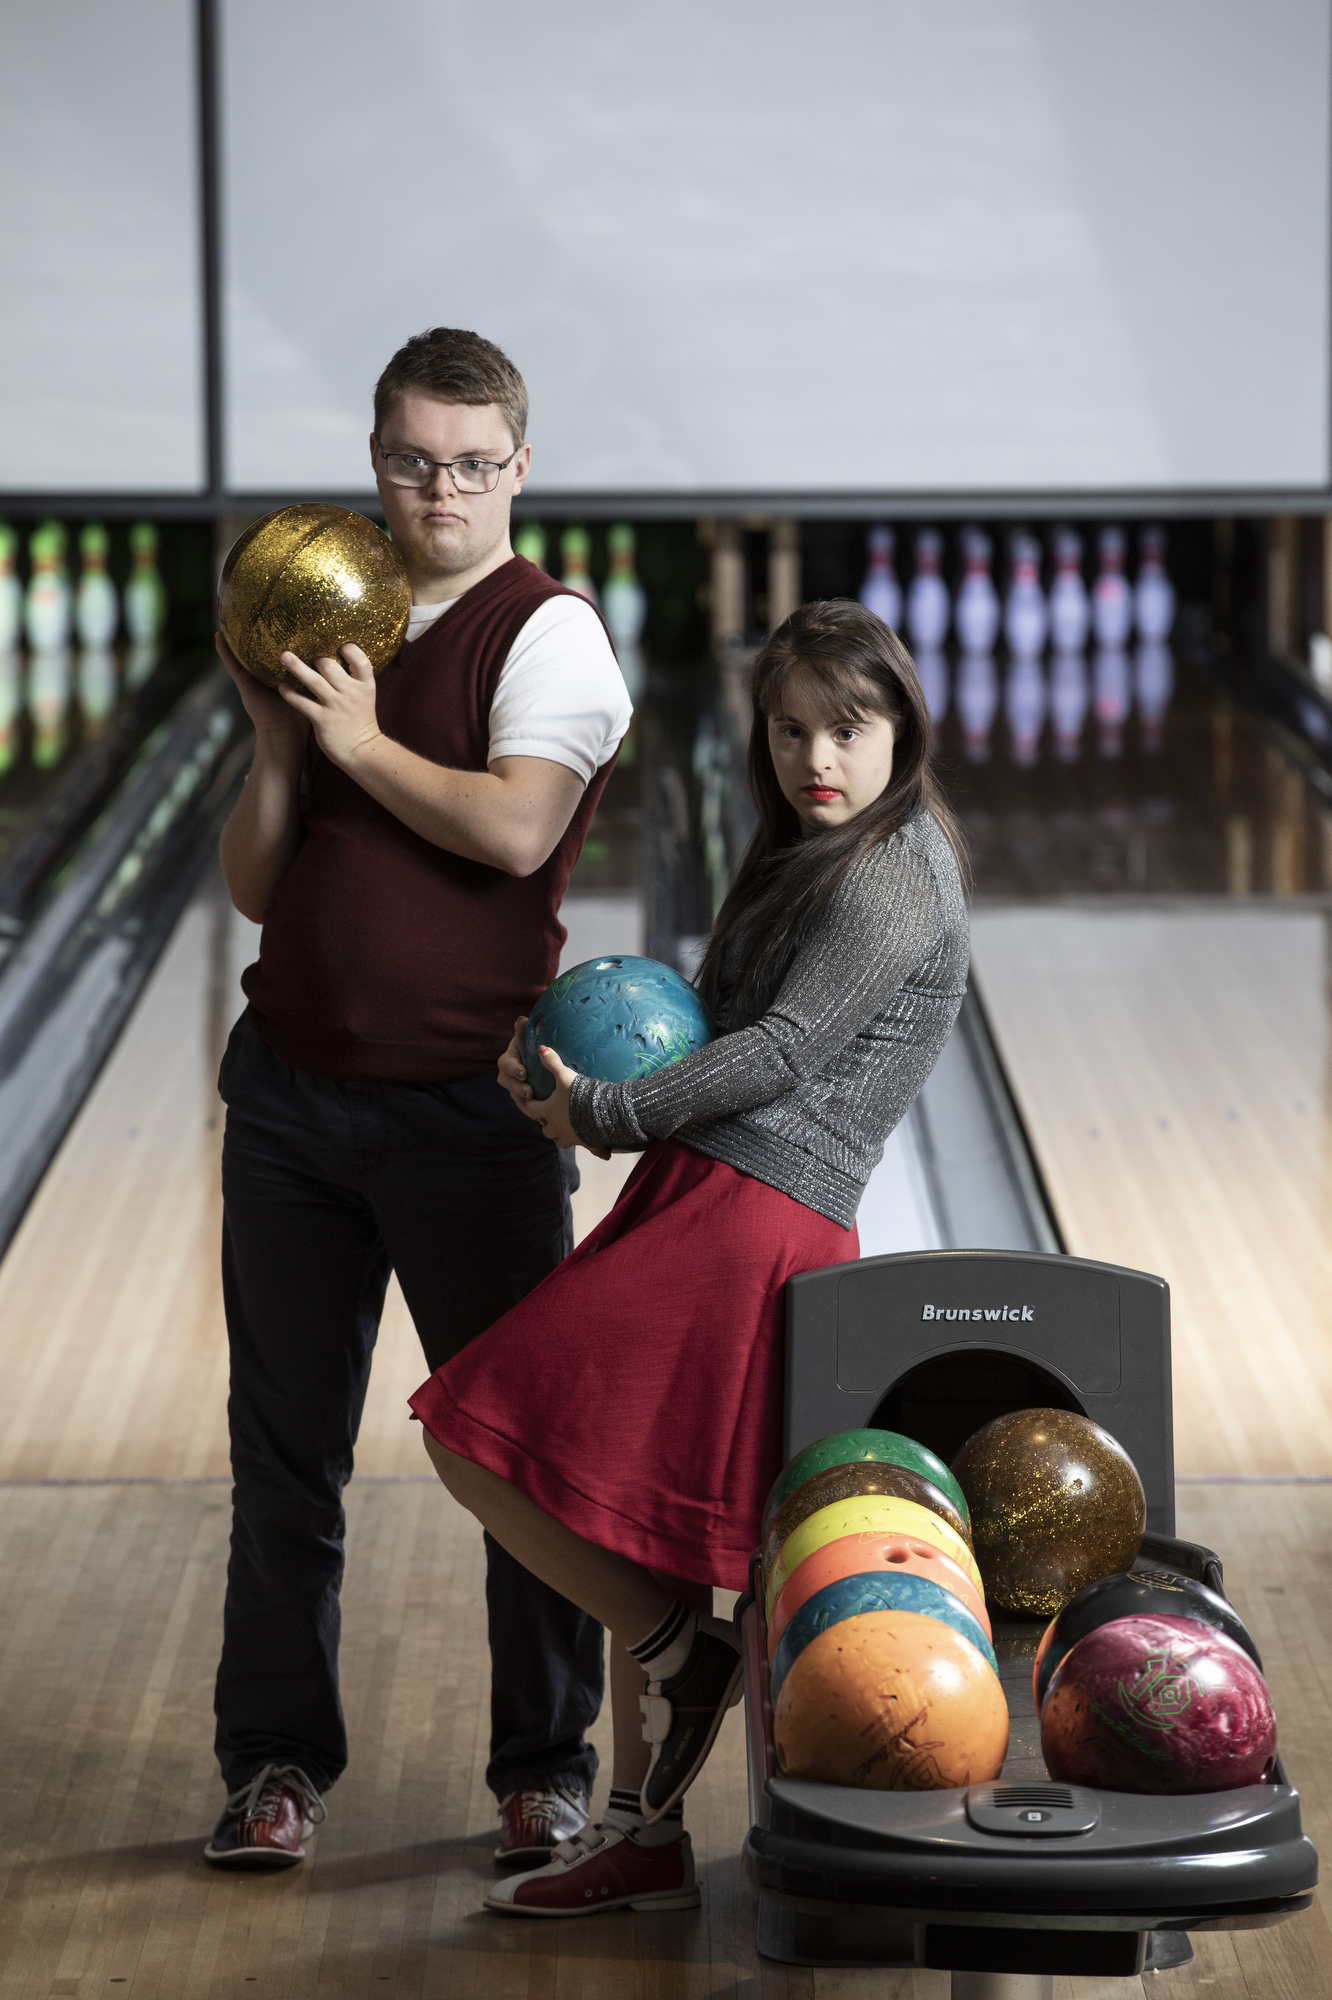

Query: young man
[[206, 328, 630, 1871]]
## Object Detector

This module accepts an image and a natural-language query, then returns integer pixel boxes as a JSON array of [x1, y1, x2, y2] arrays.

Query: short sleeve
[[487, 595, 633, 783]]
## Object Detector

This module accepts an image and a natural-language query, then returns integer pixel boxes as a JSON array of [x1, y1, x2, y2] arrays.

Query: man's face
[[370, 390, 530, 588]]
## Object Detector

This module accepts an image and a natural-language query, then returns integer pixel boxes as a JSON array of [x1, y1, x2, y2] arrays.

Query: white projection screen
[[222, 0, 1326, 503], [0, 0, 205, 493]]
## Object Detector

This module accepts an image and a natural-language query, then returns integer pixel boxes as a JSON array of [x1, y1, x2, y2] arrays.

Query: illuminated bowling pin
[[1134, 526, 1176, 642], [1135, 641, 1174, 752], [125, 639, 159, 690], [0, 649, 20, 773], [24, 524, 71, 652], [602, 523, 647, 703], [124, 522, 167, 643], [0, 524, 20, 653], [1005, 656, 1046, 766], [1050, 652, 1089, 762], [859, 525, 902, 632], [514, 521, 547, 570], [78, 646, 119, 734], [915, 647, 949, 732], [1004, 532, 1048, 659], [29, 646, 71, 767], [954, 529, 1000, 655], [955, 652, 998, 762], [560, 525, 599, 607], [906, 529, 950, 650], [1092, 529, 1132, 648], [1094, 646, 1130, 757], [75, 523, 120, 646], [1049, 528, 1090, 653]]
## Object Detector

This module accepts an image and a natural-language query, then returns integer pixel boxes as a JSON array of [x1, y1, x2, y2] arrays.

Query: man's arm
[[216, 638, 310, 922], [276, 640, 587, 877]]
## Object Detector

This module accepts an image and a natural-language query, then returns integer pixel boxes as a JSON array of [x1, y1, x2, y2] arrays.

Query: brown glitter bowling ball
[[774, 1608, 1009, 1791], [217, 505, 411, 688], [762, 1459, 972, 1584], [951, 1408, 1146, 1619]]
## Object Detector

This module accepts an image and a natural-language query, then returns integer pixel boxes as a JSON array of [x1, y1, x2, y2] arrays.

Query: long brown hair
[[696, 599, 968, 1020]]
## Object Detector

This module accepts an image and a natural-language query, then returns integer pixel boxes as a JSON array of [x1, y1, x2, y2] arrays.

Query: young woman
[[410, 599, 969, 1916]]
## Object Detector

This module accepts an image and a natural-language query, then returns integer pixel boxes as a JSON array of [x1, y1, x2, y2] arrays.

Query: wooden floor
[[971, 901, 1332, 1476]]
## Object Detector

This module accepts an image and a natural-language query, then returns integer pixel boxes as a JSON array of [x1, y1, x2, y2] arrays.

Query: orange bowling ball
[[768, 1532, 991, 1665], [774, 1609, 1009, 1791]]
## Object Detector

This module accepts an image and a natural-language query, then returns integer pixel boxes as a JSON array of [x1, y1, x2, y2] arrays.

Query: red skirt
[[409, 1138, 859, 1590]]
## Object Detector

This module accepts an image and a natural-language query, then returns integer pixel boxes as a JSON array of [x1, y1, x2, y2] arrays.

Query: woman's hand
[[276, 643, 382, 769], [496, 1017, 609, 1159]]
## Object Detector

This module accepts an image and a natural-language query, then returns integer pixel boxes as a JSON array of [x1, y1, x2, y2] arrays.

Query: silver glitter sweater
[[568, 811, 969, 1227]]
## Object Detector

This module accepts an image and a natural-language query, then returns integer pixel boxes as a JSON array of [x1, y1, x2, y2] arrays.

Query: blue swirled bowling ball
[[522, 955, 714, 1102]]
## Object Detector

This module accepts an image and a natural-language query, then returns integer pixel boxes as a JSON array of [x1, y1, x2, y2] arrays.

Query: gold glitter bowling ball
[[950, 1408, 1146, 1619], [217, 505, 411, 688]]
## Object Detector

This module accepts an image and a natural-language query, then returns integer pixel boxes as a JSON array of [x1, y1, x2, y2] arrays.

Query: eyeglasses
[[375, 444, 521, 494]]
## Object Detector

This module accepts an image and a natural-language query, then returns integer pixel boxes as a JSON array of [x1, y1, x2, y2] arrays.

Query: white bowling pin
[[124, 522, 167, 643], [1093, 529, 1133, 648], [1050, 652, 1089, 762], [859, 525, 902, 632], [907, 530, 950, 651], [125, 639, 160, 690], [78, 646, 119, 732], [1134, 526, 1176, 643], [560, 525, 599, 607], [954, 529, 1000, 654], [1049, 528, 1090, 653], [29, 646, 71, 767], [514, 521, 547, 571], [75, 523, 120, 647], [915, 647, 949, 727], [1135, 642, 1174, 752], [24, 526, 71, 653], [0, 525, 20, 654], [1005, 657, 1046, 766], [956, 652, 998, 762], [1094, 646, 1130, 758], [0, 649, 21, 773], [602, 523, 647, 704], [1004, 532, 1048, 659]]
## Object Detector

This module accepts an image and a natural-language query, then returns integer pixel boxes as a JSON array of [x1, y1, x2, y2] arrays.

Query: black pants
[[213, 1014, 604, 1800]]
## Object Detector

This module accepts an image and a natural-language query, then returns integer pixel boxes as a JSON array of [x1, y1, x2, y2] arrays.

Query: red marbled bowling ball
[[1041, 1614, 1276, 1795]]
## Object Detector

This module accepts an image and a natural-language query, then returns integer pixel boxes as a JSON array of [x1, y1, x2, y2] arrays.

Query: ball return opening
[[736, 1249, 1317, 1996]]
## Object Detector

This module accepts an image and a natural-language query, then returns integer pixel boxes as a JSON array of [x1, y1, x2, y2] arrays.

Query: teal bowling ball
[[522, 955, 714, 1102], [771, 1569, 999, 1702]]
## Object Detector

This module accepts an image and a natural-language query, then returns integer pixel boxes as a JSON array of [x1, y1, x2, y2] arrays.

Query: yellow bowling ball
[[217, 504, 411, 688], [765, 1496, 984, 1622]]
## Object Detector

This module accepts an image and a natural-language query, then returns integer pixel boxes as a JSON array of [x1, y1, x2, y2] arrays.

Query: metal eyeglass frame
[[375, 444, 522, 493]]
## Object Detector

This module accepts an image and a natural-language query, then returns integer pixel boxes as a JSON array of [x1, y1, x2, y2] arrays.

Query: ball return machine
[[736, 1249, 1317, 1998]]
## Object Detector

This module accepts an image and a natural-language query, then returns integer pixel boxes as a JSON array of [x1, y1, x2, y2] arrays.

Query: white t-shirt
[[405, 590, 632, 784]]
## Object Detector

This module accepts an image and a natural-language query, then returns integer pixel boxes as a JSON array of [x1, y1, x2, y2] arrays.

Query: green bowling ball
[[763, 1428, 969, 1541]]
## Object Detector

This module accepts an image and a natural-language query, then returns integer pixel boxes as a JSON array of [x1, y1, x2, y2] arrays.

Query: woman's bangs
[[763, 653, 886, 729]]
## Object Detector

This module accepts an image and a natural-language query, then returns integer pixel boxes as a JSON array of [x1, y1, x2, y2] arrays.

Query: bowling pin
[[0, 649, 21, 774], [77, 646, 119, 734], [125, 639, 160, 690], [1092, 529, 1133, 648], [1134, 526, 1175, 643], [1049, 528, 1090, 654], [29, 646, 71, 767], [75, 523, 120, 647], [1050, 652, 1089, 762], [1004, 532, 1048, 659], [954, 529, 1000, 655], [955, 652, 998, 762], [1005, 656, 1046, 767], [0, 524, 20, 654], [602, 522, 647, 704], [858, 525, 902, 632], [1135, 641, 1174, 752], [24, 524, 71, 652], [124, 522, 167, 644], [1093, 646, 1130, 758], [514, 521, 547, 570], [906, 529, 950, 651], [915, 647, 949, 729], [560, 525, 599, 607]]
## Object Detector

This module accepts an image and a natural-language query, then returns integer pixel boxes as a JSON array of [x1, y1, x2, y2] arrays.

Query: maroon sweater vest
[[242, 556, 616, 1083]]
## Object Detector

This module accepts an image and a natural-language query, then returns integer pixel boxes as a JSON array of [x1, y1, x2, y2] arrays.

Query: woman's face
[[767, 668, 896, 833]]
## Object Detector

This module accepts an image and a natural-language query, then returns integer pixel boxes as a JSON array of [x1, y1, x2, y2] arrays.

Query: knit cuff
[[569, 1073, 651, 1151]]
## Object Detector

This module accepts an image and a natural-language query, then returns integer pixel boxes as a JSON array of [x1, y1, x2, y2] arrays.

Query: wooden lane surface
[[971, 902, 1332, 1477], [0, 876, 636, 1484], [0, 1476, 1328, 1999]]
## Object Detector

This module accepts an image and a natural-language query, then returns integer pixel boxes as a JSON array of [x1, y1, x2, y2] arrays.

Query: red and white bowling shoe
[[204, 1763, 326, 1868], [484, 1824, 699, 1916]]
